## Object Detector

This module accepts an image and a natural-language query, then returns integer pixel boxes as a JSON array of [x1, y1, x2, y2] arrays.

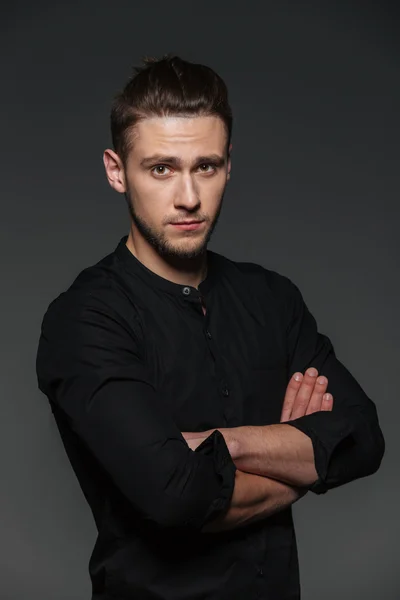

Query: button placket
[[191, 292, 232, 416]]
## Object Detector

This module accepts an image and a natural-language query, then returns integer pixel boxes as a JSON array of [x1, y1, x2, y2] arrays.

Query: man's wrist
[[217, 427, 242, 460]]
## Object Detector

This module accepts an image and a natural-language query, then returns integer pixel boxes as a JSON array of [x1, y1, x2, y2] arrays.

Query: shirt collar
[[114, 235, 216, 301]]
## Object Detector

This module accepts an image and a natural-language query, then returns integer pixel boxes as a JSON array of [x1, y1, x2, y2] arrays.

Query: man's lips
[[170, 220, 204, 224], [170, 220, 205, 230]]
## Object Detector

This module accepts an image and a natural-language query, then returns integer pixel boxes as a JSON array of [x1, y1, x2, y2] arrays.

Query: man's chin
[[160, 239, 208, 260]]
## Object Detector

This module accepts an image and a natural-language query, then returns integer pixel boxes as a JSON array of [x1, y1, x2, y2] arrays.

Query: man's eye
[[151, 165, 171, 176], [198, 164, 215, 173]]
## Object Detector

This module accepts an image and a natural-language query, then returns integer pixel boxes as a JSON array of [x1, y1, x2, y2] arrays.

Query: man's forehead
[[129, 115, 228, 160]]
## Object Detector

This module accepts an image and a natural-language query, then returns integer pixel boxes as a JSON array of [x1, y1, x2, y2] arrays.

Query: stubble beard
[[124, 189, 225, 261]]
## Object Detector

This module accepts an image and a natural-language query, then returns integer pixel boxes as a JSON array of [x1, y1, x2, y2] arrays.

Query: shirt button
[[222, 387, 229, 397], [182, 286, 191, 295], [206, 330, 212, 339]]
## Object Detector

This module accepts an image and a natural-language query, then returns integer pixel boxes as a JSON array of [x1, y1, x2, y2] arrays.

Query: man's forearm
[[202, 469, 306, 533], [222, 423, 318, 487]]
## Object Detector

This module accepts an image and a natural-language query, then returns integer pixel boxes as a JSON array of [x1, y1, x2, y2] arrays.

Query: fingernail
[[307, 368, 318, 377], [294, 373, 302, 381], [323, 393, 332, 401], [317, 376, 327, 385]]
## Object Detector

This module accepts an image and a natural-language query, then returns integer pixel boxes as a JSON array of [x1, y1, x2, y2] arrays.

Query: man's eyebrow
[[139, 154, 226, 168], [196, 155, 226, 166], [140, 155, 181, 168]]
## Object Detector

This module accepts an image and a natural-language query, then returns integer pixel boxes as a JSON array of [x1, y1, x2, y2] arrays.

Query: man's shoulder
[[211, 250, 299, 299], [40, 248, 134, 326]]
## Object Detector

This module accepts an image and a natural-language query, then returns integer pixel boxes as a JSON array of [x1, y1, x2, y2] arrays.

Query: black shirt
[[36, 235, 385, 600]]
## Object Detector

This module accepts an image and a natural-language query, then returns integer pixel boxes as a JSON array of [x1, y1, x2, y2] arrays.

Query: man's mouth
[[170, 220, 205, 230]]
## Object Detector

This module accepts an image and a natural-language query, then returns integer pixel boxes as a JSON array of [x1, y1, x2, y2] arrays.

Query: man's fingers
[[281, 368, 333, 422], [305, 375, 328, 415], [280, 372, 303, 422], [289, 368, 319, 420]]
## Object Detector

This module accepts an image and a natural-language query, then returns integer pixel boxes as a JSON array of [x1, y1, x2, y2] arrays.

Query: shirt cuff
[[194, 429, 237, 526], [285, 412, 355, 494]]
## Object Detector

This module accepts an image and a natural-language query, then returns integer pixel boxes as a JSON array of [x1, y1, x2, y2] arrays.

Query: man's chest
[[139, 293, 289, 431]]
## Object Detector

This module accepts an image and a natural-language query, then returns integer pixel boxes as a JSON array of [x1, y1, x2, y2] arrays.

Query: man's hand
[[280, 368, 334, 423]]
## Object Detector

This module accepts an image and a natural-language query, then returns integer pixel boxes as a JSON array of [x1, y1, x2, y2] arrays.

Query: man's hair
[[110, 54, 233, 165]]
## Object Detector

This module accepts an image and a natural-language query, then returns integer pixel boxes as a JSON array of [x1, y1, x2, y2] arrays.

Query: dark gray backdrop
[[2, 1, 398, 598]]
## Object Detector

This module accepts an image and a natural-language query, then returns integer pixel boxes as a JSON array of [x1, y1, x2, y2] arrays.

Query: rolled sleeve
[[194, 430, 237, 527], [276, 276, 385, 494], [288, 410, 357, 494]]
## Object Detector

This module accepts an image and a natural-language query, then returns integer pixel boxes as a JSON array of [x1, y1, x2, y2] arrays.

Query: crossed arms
[[182, 368, 333, 532]]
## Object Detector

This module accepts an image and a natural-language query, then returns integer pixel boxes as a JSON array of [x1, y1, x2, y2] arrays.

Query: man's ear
[[103, 149, 126, 193], [227, 143, 232, 180]]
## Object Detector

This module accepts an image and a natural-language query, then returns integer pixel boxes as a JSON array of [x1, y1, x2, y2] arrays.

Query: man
[[36, 55, 385, 599]]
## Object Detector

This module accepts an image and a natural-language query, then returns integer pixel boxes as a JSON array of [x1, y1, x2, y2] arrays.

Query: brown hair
[[110, 54, 233, 165]]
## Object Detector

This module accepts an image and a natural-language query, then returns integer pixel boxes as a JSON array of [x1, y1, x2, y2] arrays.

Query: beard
[[124, 189, 225, 261]]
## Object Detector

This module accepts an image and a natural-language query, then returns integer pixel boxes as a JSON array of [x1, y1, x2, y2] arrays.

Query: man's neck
[[125, 232, 208, 289]]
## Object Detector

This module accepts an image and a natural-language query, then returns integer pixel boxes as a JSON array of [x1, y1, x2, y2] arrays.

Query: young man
[[36, 55, 385, 599]]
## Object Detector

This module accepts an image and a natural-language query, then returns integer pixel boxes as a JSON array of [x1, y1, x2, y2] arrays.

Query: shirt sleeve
[[36, 286, 236, 529], [275, 275, 385, 494]]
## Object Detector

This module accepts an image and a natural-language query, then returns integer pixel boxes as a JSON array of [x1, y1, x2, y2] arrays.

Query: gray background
[[2, 1, 398, 598]]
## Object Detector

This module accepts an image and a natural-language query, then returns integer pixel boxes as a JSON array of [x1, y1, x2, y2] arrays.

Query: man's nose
[[174, 174, 200, 209]]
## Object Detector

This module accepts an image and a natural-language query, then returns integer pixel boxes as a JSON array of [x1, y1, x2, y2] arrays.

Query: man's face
[[122, 115, 231, 260]]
